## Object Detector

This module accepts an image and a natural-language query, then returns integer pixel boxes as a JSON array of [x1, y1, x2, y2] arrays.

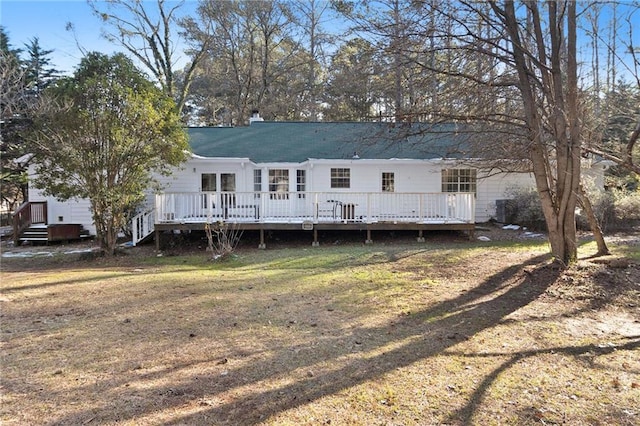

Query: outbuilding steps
[[18, 224, 92, 245]]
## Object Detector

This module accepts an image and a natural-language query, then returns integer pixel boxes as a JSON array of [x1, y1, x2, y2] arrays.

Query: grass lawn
[[1, 232, 639, 425]]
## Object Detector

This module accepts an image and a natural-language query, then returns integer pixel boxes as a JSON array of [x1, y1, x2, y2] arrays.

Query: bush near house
[[505, 187, 640, 232], [503, 188, 547, 231]]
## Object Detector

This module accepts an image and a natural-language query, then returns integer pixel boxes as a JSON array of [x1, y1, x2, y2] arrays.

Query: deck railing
[[131, 209, 156, 246], [12, 201, 47, 244], [155, 192, 475, 225]]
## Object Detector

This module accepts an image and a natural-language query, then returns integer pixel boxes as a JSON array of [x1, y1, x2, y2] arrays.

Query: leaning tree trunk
[[577, 184, 610, 256]]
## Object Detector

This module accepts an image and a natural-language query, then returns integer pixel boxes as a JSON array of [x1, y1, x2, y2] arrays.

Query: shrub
[[577, 187, 640, 231], [576, 186, 615, 231], [205, 221, 244, 261], [614, 190, 640, 221], [502, 186, 639, 232], [503, 187, 547, 231]]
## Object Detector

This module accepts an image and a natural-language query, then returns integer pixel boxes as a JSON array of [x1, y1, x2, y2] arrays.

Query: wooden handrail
[[12, 201, 47, 245]]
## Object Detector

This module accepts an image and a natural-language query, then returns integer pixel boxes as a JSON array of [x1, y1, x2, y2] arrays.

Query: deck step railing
[[155, 192, 475, 225], [12, 201, 47, 245], [131, 209, 155, 246]]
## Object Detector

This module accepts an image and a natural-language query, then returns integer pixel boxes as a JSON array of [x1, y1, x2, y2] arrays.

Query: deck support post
[[467, 227, 475, 241], [312, 228, 319, 247], [155, 229, 161, 251], [365, 228, 373, 245], [417, 229, 425, 243], [258, 228, 266, 249]]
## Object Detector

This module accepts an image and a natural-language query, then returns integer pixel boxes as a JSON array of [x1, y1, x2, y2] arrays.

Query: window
[[201, 173, 216, 191], [253, 169, 262, 198], [382, 172, 395, 192], [221, 173, 235, 191], [201, 173, 216, 209], [442, 169, 477, 193], [331, 168, 350, 188], [254, 169, 262, 192], [297, 170, 306, 198], [269, 169, 289, 199], [221, 173, 236, 207]]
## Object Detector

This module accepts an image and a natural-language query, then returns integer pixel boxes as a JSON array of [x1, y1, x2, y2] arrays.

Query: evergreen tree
[[24, 37, 60, 95], [0, 27, 29, 212]]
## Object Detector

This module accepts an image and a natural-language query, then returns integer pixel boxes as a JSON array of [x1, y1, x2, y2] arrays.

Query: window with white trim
[[201, 173, 216, 208], [201, 173, 216, 191], [441, 169, 477, 193], [297, 170, 306, 198], [220, 173, 236, 207], [382, 172, 395, 192], [253, 169, 262, 198], [331, 168, 350, 188], [269, 169, 289, 199]]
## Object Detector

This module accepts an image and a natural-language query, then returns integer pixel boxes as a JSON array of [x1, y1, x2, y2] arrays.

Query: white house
[[17, 118, 608, 248]]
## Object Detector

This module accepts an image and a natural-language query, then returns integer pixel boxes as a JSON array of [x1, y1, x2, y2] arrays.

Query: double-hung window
[[269, 169, 289, 199], [330, 168, 350, 188], [297, 170, 306, 198], [253, 169, 262, 198], [441, 169, 477, 193], [382, 172, 395, 192]]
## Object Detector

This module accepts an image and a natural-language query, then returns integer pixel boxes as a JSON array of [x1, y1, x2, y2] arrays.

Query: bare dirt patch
[[1, 226, 639, 425]]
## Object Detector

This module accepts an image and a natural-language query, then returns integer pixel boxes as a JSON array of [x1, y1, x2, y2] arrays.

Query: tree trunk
[[578, 185, 610, 256], [499, 1, 581, 266], [92, 203, 118, 256]]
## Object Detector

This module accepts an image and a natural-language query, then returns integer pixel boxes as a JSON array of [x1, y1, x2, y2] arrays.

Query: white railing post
[[152, 191, 475, 226], [131, 209, 155, 246]]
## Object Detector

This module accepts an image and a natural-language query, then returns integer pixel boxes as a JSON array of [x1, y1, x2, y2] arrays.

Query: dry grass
[[1, 232, 639, 425]]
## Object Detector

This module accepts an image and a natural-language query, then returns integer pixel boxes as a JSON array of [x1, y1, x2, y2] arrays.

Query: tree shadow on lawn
[[43, 252, 570, 425], [443, 337, 640, 425]]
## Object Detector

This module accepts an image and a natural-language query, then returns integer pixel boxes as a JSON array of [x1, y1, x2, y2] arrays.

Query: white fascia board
[[257, 161, 308, 168], [307, 158, 445, 166], [189, 154, 254, 165], [189, 153, 252, 162]]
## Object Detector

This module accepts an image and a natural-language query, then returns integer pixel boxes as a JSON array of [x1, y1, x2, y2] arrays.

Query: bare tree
[[583, 3, 640, 176], [290, 0, 334, 120], [88, 0, 210, 116], [390, 1, 584, 264], [187, 0, 306, 125]]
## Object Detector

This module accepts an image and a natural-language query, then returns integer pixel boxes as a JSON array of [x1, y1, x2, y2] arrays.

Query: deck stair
[[18, 224, 91, 245], [19, 224, 49, 243]]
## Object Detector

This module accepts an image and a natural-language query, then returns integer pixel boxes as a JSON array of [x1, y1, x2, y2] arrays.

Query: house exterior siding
[[476, 171, 535, 222], [27, 185, 95, 234], [22, 122, 612, 244], [154, 157, 536, 223]]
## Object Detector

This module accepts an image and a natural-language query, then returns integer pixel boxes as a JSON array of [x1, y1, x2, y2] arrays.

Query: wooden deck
[[153, 220, 475, 249], [139, 191, 476, 249]]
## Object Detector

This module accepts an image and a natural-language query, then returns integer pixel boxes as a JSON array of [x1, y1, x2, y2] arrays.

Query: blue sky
[[0, 0, 197, 74], [1, 1, 638, 82], [1, 0, 118, 74]]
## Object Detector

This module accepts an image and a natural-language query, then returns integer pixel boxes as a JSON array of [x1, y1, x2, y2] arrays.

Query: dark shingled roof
[[188, 121, 469, 163]]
